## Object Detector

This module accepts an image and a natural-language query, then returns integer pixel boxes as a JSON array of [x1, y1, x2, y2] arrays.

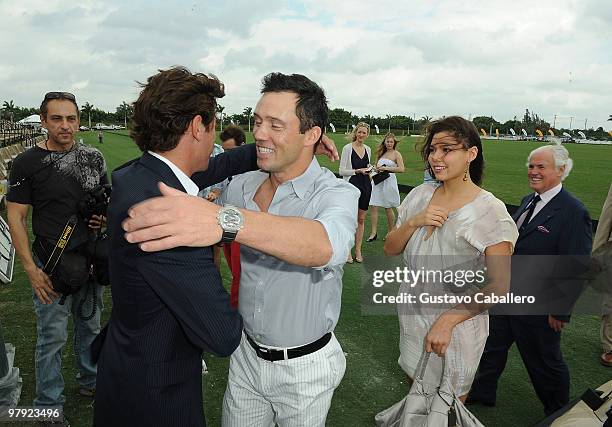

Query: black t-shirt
[[7, 143, 108, 248]]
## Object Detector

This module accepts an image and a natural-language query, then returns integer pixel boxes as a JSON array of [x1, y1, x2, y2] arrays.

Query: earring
[[463, 166, 468, 182]]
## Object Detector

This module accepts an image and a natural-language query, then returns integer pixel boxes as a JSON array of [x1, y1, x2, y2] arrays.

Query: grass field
[[0, 130, 610, 426]]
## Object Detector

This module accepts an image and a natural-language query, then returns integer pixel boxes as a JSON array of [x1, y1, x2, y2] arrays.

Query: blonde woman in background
[[367, 132, 405, 242], [339, 122, 372, 263]]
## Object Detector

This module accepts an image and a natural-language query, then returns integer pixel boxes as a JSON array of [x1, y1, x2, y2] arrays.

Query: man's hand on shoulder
[[123, 182, 222, 251], [315, 134, 339, 161]]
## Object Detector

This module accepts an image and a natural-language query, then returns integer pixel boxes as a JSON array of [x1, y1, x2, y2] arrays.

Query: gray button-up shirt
[[219, 157, 359, 347]]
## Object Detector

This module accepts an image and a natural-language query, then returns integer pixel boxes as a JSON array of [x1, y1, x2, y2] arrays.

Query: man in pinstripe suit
[[94, 67, 260, 426], [123, 73, 359, 426]]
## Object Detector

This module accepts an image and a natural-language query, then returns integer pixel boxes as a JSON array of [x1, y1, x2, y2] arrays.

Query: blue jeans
[[32, 265, 104, 407]]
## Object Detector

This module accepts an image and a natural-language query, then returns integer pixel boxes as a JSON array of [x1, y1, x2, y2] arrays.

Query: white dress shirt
[[147, 151, 199, 196]]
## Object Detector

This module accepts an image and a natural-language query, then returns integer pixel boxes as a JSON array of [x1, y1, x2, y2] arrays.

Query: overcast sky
[[1, 0, 610, 129]]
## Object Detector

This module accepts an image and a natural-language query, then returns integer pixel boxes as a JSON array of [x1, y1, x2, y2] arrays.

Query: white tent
[[17, 114, 41, 125]]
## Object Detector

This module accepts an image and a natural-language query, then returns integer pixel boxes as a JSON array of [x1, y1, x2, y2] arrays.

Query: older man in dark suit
[[468, 144, 592, 416], [93, 67, 257, 426]]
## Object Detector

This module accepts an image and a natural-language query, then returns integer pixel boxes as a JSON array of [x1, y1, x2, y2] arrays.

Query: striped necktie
[[518, 194, 541, 232]]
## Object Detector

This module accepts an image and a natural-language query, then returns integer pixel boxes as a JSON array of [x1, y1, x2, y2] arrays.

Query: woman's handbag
[[375, 351, 484, 426], [372, 171, 391, 185], [545, 380, 612, 427]]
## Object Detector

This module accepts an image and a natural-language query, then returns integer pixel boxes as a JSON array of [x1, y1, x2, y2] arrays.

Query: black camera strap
[[42, 214, 78, 275]]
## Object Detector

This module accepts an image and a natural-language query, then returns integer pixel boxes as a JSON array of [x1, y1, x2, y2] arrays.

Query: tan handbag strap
[[415, 351, 447, 383], [414, 351, 430, 380], [414, 350, 458, 401]]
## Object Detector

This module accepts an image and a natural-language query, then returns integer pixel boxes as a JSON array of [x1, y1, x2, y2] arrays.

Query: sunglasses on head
[[44, 91, 76, 101]]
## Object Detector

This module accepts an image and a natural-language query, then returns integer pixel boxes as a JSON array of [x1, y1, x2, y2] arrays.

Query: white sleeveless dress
[[370, 158, 400, 208], [395, 183, 518, 395]]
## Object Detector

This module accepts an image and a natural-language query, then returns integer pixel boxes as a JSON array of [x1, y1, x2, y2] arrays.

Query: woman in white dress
[[383, 116, 518, 401], [367, 132, 404, 242]]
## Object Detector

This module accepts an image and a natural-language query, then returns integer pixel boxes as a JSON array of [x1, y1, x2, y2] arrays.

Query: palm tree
[[243, 107, 253, 133], [82, 102, 94, 128], [116, 101, 133, 128], [2, 100, 15, 121], [608, 115, 612, 121], [417, 115, 433, 134]]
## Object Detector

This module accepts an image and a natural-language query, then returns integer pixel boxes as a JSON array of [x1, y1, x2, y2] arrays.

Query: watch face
[[220, 208, 244, 232]]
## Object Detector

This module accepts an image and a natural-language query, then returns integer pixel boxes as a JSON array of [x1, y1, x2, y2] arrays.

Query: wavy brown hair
[[131, 66, 225, 152], [420, 116, 484, 186]]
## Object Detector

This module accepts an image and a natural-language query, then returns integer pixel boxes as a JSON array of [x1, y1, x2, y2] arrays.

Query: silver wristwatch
[[217, 205, 244, 243]]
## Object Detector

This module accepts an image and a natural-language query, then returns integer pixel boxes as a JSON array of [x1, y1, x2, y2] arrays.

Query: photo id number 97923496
[[0, 406, 63, 421]]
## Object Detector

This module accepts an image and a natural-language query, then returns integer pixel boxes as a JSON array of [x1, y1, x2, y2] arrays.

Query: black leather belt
[[245, 332, 332, 362]]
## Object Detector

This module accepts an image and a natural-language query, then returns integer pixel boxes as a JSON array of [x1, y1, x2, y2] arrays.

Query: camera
[[78, 184, 112, 220], [78, 184, 112, 287]]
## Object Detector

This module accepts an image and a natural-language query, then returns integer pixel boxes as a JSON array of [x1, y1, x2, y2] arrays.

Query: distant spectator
[[367, 132, 404, 242], [98, 130, 103, 144], [220, 125, 246, 151], [339, 121, 372, 263]]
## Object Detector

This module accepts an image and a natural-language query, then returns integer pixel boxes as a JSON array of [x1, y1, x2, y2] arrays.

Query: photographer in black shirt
[[6, 91, 107, 417]]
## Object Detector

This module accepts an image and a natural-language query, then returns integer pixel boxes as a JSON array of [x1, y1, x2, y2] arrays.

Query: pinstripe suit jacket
[[94, 146, 256, 426], [507, 187, 592, 324]]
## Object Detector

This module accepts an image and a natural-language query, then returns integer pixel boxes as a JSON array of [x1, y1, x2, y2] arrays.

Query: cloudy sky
[[1, 0, 610, 129]]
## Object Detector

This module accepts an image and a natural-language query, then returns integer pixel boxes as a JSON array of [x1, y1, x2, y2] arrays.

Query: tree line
[[2, 100, 611, 140], [0, 100, 133, 129]]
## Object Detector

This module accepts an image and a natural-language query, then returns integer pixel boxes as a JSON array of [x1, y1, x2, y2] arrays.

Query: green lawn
[[316, 133, 611, 219], [0, 130, 610, 426]]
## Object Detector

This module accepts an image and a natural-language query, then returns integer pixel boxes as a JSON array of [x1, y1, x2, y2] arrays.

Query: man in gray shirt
[[122, 72, 358, 426]]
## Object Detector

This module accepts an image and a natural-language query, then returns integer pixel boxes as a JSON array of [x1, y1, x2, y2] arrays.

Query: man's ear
[[304, 126, 322, 148], [189, 115, 204, 140], [557, 164, 565, 177]]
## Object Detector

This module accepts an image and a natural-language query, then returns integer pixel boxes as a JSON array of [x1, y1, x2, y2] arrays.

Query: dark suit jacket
[[508, 187, 592, 323], [93, 144, 256, 427]]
